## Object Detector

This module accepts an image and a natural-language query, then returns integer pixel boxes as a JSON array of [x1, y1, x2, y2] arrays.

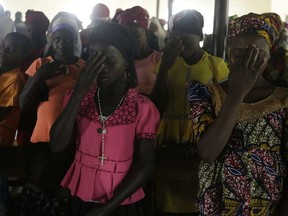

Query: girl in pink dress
[[50, 23, 160, 216]]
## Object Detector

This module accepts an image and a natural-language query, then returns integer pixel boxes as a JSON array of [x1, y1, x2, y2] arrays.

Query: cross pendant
[[99, 154, 107, 165]]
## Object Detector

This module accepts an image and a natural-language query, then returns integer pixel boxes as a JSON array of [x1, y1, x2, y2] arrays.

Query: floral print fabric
[[187, 81, 288, 216]]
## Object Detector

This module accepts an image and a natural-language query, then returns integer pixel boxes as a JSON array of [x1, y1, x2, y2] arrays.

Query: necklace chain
[[97, 87, 126, 165]]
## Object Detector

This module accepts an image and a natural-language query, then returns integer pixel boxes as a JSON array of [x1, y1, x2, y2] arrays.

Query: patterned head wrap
[[45, 12, 83, 57], [89, 22, 138, 88], [118, 6, 149, 30], [228, 12, 283, 48], [172, 9, 204, 37], [25, 11, 49, 35]]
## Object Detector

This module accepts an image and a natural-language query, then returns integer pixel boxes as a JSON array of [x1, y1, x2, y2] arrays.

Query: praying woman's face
[[51, 29, 76, 60], [89, 42, 126, 86], [121, 23, 146, 46], [172, 31, 201, 58], [229, 33, 270, 74]]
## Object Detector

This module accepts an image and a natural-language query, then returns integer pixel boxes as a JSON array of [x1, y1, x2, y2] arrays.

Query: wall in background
[[271, 0, 288, 22], [2, 0, 288, 32], [229, 0, 272, 17], [3, 0, 168, 28]]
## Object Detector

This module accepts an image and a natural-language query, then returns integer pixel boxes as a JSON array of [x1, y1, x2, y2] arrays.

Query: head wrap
[[91, 3, 110, 21], [45, 12, 83, 57], [89, 22, 138, 88], [118, 6, 149, 30], [172, 9, 204, 37], [25, 11, 49, 35], [228, 12, 283, 48]]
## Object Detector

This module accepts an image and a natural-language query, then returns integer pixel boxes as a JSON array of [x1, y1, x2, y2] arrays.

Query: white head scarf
[[44, 12, 83, 57]]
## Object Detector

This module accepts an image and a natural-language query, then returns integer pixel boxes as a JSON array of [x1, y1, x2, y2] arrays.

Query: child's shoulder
[[128, 89, 159, 116], [128, 88, 151, 105]]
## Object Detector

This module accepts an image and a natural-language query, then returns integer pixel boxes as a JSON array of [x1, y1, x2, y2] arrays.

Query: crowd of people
[[0, 2, 287, 216]]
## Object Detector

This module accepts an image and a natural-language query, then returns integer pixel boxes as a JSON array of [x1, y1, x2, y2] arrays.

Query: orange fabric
[[26, 56, 85, 143], [0, 68, 25, 146]]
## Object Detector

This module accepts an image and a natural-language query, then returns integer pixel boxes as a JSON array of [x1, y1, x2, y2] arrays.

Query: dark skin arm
[[196, 45, 266, 163], [87, 138, 155, 216], [150, 35, 183, 115], [50, 52, 106, 152], [19, 60, 66, 112]]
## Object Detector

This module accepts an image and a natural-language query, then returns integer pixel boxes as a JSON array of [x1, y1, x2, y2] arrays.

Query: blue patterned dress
[[187, 81, 288, 216]]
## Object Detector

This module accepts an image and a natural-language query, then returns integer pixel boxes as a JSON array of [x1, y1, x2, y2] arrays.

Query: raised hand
[[74, 51, 106, 96], [161, 33, 184, 70], [228, 44, 267, 101], [34, 60, 67, 82]]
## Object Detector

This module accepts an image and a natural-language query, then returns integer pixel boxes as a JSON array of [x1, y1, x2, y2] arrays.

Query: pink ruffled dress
[[61, 87, 160, 204]]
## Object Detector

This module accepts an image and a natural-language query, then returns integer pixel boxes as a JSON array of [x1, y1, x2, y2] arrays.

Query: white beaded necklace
[[97, 87, 126, 165]]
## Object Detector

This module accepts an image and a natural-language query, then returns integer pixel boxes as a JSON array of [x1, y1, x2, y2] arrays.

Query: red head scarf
[[118, 6, 149, 30], [25, 11, 49, 35]]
